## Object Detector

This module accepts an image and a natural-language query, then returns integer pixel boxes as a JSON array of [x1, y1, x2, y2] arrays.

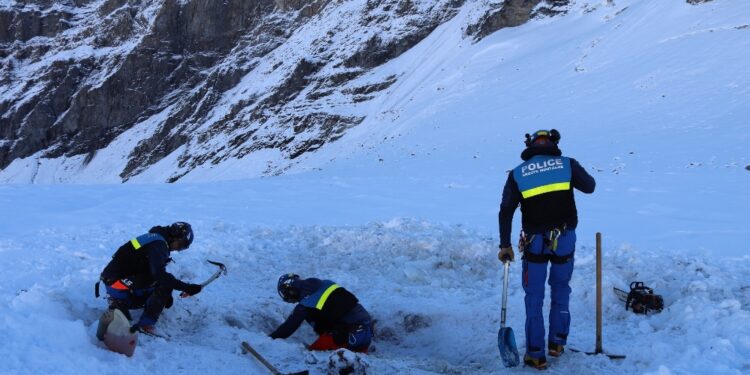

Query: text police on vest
[[521, 158, 564, 177]]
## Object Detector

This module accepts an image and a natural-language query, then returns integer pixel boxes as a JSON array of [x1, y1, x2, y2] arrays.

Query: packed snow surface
[[1, 179, 749, 374]]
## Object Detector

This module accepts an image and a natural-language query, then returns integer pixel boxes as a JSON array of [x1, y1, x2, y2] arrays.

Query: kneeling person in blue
[[98, 222, 202, 335], [498, 130, 595, 370], [270, 274, 373, 353]]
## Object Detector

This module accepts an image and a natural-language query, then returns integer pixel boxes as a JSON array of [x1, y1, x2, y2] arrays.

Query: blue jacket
[[101, 226, 191, 292], [270, 278, 371, 339], [499, 146, 595, 247]]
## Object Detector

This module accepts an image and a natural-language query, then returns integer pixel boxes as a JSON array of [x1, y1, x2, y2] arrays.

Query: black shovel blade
[[569, 347, 626, 360], [498, 326, 520, 367]]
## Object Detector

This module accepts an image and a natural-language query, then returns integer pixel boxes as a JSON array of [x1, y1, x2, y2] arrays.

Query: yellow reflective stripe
[[315, 284, 340, 310], [521, 182, 571, 199], [130, 238, 142, 250]]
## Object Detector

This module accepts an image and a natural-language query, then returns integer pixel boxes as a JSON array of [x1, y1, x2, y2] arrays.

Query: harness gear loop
[[520, 226, 573, 264], [518, 231, 535, 253], [547, 228, 561, 251]]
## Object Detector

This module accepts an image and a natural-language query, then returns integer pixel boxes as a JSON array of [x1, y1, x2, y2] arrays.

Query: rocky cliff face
[[465, 0, 569, 40], [0, 0, 710, 182]]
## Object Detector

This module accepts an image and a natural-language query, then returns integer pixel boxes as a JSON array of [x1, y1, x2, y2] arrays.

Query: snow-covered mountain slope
[[3, 0, 746, 184], [4, 0, 749, 255], [0, 0, 484, 182], [293, 0, 750, 256]]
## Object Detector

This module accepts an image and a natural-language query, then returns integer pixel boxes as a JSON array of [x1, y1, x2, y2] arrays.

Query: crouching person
[[270, 274, 373, 353], [97, 222, 202, 337]]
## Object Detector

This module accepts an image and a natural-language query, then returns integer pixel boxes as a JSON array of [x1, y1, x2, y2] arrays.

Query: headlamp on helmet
[[525, 129, 560, 147]]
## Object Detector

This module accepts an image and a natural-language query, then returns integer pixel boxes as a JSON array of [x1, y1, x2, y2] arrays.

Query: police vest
[[101, 233, 169, 282], [513, 155, 572, 199], [129, 233, 168, 250], [300, 280, 359, 322]]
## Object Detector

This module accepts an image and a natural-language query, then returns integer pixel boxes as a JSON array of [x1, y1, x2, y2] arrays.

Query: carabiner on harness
[[547, 228, 562, 252]]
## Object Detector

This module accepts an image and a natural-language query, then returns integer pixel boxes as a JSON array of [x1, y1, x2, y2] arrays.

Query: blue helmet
[[169, 222, 194, 250], [277, 273, 301, 303]]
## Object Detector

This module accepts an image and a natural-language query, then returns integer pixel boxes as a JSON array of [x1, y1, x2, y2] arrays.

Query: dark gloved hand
[[181, 283, 202, 297], [498, 246, 514, 262], [164, 293, 174, 309]]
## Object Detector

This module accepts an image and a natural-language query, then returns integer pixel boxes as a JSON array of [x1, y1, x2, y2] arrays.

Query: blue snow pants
[[347, 321, 374, 351], [106, 282, 172, 326], [522, 229, 576, 360]]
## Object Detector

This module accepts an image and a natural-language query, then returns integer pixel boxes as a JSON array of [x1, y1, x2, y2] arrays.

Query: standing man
[[270, 274, 373, 353], [98, 222, 203, 336], [498, 130, 595, 370]]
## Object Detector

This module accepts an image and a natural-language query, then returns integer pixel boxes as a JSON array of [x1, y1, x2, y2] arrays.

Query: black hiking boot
[[524, 354, 548, 370], [548, 342, 564, 357]]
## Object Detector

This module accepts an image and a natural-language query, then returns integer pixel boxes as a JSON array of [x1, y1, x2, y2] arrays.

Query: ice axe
[[241, 341, 308, 375], [180, 260, 227, 298], [497, 260, 520, 367]]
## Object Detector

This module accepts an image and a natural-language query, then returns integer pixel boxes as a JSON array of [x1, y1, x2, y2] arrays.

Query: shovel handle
[[242, 341, 282, 375], [501, 260, 510, 327], [596, 232, 602, 353]]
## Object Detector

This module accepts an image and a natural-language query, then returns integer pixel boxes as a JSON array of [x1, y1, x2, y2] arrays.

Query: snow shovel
[[241, 341, 308, 375], [498, 260, 520, 367], [180, 259, 227, 297]]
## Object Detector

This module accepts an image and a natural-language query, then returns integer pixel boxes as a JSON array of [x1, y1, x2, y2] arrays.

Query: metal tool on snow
[[180, 259, 227, 297], [497, 260, 520, 367], [241, 341, 308, 375], [571, 233, 626, 360]]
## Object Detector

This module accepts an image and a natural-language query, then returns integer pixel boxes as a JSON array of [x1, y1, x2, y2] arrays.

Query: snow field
[[1, 218, 748, 374]]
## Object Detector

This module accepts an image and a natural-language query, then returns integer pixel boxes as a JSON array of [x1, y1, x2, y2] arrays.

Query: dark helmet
[[168, 222, 194, 250], [277, 273, 301, 303], [525, 129, 561, 147]]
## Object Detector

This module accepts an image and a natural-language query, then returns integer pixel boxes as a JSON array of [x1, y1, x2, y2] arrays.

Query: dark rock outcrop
[[0, 0, 540, 182], [465, 0, 571, 41]]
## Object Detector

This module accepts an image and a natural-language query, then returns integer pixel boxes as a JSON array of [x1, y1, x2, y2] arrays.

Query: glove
[[181, 283, 202, 297], [164, 293, 174, 309], [498, 246, 514, 262]]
